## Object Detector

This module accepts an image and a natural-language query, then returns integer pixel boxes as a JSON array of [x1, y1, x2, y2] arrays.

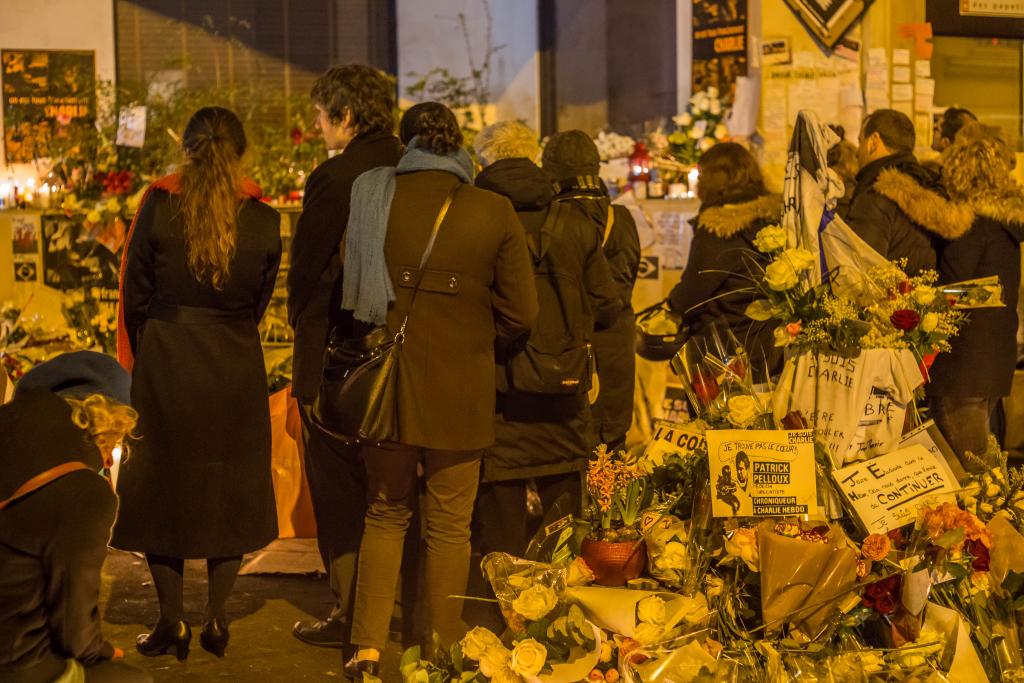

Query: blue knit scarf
[[341, 137, 475, 325]]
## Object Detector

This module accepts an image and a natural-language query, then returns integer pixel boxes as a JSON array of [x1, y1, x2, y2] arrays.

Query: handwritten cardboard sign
[[707, 429, 816, 517], [833, 444, 959, 534], [641, 420, 706, 472]]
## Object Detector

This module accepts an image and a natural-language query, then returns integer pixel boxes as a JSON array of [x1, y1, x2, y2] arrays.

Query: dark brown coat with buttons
[[382, 169, 539, 451]]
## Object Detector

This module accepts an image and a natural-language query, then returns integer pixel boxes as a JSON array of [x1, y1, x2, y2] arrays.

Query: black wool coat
[[475, 160, 621, 481], [553, 176, 641, 447], [930, 194, 1024, 398], [668, 193, 784, 379], [0, 391, 116, 683], [111, 189, 282, 558], [287, 131, 403, 400], [846, 153, 973, 274]]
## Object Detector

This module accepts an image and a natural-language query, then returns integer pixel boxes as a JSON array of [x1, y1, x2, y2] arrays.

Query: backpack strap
[[0, 461, 92, 511], [603, 204, 616, 246], [526, 202, 566, 263]]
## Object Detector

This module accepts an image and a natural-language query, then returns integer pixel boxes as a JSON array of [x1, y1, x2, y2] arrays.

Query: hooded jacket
[[929, 189, 1024, 398], [669, 192, 784, 378], [553, 175, 641, 447], [847, 153, 973, 274], [0, 390, 116, 683], [475, 158, 620, 481]]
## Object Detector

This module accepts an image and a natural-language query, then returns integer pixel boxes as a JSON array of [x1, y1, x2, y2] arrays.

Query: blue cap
[[14, 351, 131, 404]]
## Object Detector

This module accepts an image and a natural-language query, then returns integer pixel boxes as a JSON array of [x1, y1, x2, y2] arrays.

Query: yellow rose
[[688, 126, 703, 140], [461, 626, 504, 660], [673, 112, 692, 127], [764, 258, 798, 291], [106, 197, 122, 213], [85, 210, 102, 224], [913, 286, 937, 305], [510, 639, 547, 678], [724, 527, 759, 572], [752, 225, 787, 252], [920, 312, 939, 333], [565, 557, 596, 587], [511, 584, 558, 621], [478, 644, 512, 678], [637, 595, 667, 625], [633, 622, 665, 646], [699, 136, 716, 152], [653, 540, 688, 571], [780, 247, 815, 272], [713, 123, 729, 140], [727, 395, 760, 427], [773, 326, 792, 347], [599, 641, 613, 664]]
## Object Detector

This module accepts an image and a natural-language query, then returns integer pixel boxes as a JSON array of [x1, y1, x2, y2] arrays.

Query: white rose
[[773, 325, 792, 347], [707, 86, 720, 99], [490, 667, 524, 683], [913, 286, 937, 305], [479, 645, 512, 678], [688, 126, 703, 140], [699, 136, 716, 152], [565, 557, 596, 587], [633, 622, 665, 646], [709, 99, 722, 115], [753, 225, 787, 252], [673, 112, 693, 127], [637, 595, 667, 625], [511, 584, 558, 621], [781, 247, 815, 272], [713, 123, 729, 140], [920, 312, 939, 333], [724, 528, 759, 571], [509, 639, 547, 678], [654, 541, 688, 571], [461, 626, 504, 660], [727, 395, 760, 427], [764, 258, 798, 291]]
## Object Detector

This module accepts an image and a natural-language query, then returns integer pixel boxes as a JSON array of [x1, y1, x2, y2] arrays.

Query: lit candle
[[687, 168, 700, 199], [39, 183, 52, 209]]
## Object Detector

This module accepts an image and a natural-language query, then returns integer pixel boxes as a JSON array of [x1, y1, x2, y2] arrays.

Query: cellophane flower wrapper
[[481, 552, 568, 635], [619, 635, 735, 683], [757, 520, 859, 641], [642, 509, 690, 589]]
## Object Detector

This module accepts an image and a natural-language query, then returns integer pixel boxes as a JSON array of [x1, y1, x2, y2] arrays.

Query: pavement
[[99, 550, 402, 682]]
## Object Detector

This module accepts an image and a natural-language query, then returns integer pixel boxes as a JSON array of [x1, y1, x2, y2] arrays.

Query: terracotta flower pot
[[580, 537, 647, 587]]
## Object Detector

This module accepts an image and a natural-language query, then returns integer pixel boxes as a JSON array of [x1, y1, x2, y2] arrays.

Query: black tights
[[145, 554, 242, 624]]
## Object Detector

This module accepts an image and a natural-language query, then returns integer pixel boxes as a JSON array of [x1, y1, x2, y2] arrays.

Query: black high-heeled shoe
[[200, 618, 230, 657], [136, 620, 191, 660], [343, 653, 379, 680]]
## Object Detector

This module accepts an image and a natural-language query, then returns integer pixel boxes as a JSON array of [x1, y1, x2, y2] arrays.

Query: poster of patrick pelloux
[[707, 429, 817, 518]]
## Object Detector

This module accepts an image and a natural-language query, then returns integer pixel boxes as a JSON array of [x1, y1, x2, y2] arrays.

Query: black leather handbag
[[312, 184, 460, 443]]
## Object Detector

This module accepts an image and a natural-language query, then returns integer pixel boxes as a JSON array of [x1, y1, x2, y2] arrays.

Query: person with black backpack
[[473, 121, 621, 558]]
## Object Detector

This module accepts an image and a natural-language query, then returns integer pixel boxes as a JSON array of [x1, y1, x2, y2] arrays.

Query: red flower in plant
[[897, 280, 913, 294], [966, 539, 990, 572], [890, 309, 920, 331], [290, 127, 303, 145], [692, 371, 719, 404], [874, 592, 897, 615]]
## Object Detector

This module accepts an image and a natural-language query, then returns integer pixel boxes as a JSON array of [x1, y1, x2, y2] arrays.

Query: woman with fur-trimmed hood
[[928, 122, 1024, 462], [668, 142, 783, 377]]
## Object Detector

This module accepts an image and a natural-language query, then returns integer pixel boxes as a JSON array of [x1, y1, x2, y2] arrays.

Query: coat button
[[401, 271, 412, 282], [448, 276, 458, 288]]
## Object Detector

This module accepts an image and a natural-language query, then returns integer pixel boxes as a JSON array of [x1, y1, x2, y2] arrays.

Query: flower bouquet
[[584, 446, 651, 586], [666, 88, 728, 168]]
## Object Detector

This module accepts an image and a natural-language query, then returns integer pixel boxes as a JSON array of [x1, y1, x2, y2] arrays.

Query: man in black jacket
[[286, 64, 402, 649], [846, 109, 972, 274]]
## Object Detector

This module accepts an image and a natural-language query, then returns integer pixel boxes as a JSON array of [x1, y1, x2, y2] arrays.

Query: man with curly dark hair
[[286, 63, 401, 652]]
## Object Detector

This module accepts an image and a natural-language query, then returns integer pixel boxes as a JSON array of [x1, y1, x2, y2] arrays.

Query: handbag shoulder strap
[[603, 204, 616, 246], [0, 461, 92, 511], [396, 183, 462, 337]]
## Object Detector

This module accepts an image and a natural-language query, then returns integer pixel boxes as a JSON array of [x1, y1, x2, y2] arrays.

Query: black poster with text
[[692, 0, 748, 104]]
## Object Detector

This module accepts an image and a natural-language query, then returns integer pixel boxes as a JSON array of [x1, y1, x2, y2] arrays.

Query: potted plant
[[582, 446, 650, 586]]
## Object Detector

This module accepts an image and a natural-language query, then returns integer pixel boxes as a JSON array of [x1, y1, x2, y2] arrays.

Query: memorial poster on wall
[[41, 214, 120, 292], [692, 0, 748, 104], [781, 0, 874, 51], [707, 429, 817, 517], [2, 49, 96, 163]]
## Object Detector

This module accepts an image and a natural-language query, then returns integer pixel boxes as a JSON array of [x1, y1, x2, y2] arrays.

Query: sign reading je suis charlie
[[2, 49, 96, 163]]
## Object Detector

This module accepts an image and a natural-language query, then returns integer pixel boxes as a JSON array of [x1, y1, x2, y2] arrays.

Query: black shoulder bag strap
[[526, 202, 566, 264], [394, 182, 461, 340]]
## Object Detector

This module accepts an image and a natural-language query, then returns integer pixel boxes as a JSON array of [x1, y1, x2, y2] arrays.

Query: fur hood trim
[[697, 194, 782, 237], [873, 168, 974, 239], [968, 189, 1024, 227]]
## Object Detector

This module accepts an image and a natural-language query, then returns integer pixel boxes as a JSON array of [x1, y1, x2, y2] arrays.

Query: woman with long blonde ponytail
[[111, 106, 282, 662]]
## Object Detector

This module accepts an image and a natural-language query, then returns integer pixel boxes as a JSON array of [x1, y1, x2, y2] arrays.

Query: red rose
[[865, 580, 890, 599], [966, 539, 990, 572], [874, 592, 897, 615], [882, 574, 902, 594], [890, 309, 921, 331], [861, 596, 875, 609], [693, 371, 719, 404], [887, 528, 906, 549]]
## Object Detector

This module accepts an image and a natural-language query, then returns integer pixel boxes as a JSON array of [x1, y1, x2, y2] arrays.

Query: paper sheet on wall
[[893, 48, 911, 65], [763, 76, 789, 134], [892, 66, 911, 83], [915, 94, 934, 112], [915, 60, 931, 78], [916, 78, 935, 95], [729, 76, 760, 137], [814, 77, 841, 123], [788, 80, 817, 125], [868, 47, 887, 67], [892, 83, 914, 101]]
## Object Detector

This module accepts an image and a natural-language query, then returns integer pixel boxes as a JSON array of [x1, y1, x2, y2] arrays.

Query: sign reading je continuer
[[833, 444, 959, 534], [707, 429, 816, 518]]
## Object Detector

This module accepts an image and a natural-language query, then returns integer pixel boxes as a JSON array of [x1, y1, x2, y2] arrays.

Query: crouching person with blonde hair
[[0, 351, 151, 683]]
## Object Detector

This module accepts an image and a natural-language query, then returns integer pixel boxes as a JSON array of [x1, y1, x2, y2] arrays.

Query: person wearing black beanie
[[1, 351, 151, 683]]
